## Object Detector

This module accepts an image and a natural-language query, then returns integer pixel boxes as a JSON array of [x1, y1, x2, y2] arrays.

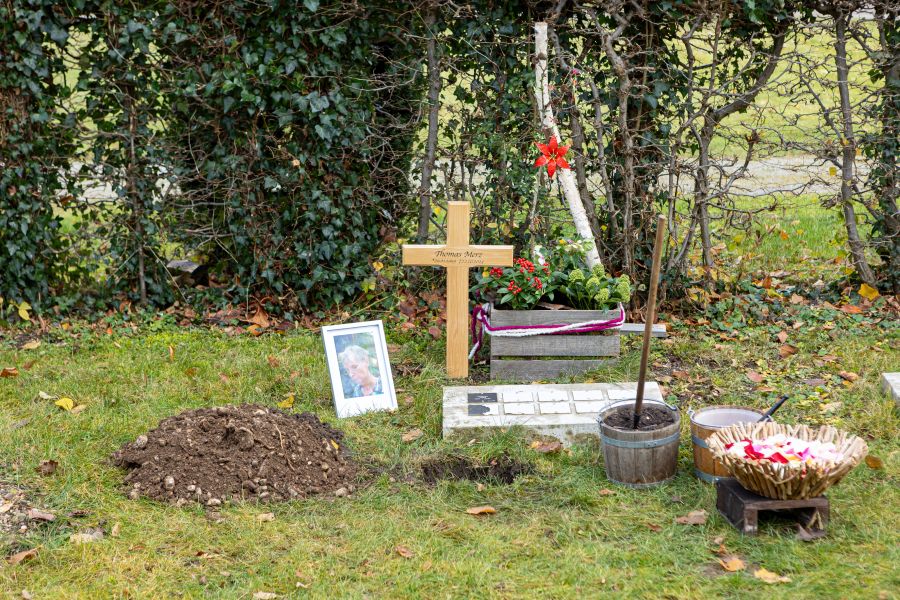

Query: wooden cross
[[402, 202, 513, 378]]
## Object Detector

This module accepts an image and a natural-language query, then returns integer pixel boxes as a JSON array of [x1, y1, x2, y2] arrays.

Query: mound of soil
[[421, 454, 531, 485], [603, 405, 676, 431], [111, 405, 358, 505]]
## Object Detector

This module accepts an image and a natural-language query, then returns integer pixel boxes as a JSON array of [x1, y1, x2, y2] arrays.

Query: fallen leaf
[[858, 283, 880, 301], [598, 488, 616, 496], [839, 304, 863, 314], [252, 593, 278, 600], [1, 367, 19, 378], [267, 355, 280, 368], [184, 367, 198, 377], [427, 326, 442, 339], [676, 510, 708, 525], [796, 525, 826, 542], [778, 344, 798, 358], [277, 394, 295, 409], [421, 559, 433, 572], [754, 567, 791, 583], [168, 345, 175, 361], [22, 360, 35, 370], [803, 378, 826, 387], [820, 354, 838, 363], [26, 509, 55, 522], [395, 545, 414, 559], [219, 372, 230, 383], [672, 370, 691, 381], [476, 483, 485, 492], [776, 331, 788, 344], [719, 556, 746, 572], [820, 401, 842, 412], [22, 340, 41, 350], [401, 428, 424, 443], [256, 512, 275, 522], [790, 294, 805, 305], [54, 397, 74, 411], [646, 523, 662, 533], [838, 371, 859, 382], [865, 455, 884, 470], [111, 523, 121, 537], [746, 371, 764, 383], [70, 530, 103, 544], [247, 306, 271, 328], [7, 548, 38, 565], [531, 440, 562, 454], [36, 460, 58, 476], [466, 505, 496, 516]]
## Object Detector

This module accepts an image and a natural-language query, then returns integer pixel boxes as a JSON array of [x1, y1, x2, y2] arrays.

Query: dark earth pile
[[603, 405, 676, 431], [111, 405, 358, 506]]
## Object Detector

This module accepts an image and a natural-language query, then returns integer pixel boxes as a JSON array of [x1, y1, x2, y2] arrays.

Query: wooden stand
[[716, 478, 829, 535]]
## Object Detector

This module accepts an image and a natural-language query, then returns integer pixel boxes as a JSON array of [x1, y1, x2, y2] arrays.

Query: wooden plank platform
[[716, 478, 829, 535]]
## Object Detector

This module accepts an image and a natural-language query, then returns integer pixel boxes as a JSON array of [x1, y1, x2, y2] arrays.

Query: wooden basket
[[706, 422, 868, 500]]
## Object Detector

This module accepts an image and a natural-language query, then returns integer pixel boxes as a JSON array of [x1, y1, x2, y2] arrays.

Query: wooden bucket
[[598, 401, 681, 488], [689, 406, 763, 483]]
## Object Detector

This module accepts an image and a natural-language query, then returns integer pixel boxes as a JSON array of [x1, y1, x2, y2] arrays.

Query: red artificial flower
[[532, 277, 543, 290], [490, 267, 504, 278], [534, 136, 570, 178]]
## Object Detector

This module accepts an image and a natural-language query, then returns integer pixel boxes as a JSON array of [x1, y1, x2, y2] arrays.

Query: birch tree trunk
[[534, 21, 601, 268]]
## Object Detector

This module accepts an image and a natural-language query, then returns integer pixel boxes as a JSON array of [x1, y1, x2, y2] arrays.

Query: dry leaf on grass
[[22, 340, 41, 350], [776, 331, 788, 343], [865, 455, 884, 470], [778, 344, 799, 358], [252, 593, 278, 600], [402, 429, 424, 443], [466, 506, 496, 516], [675, 510, 708, 525], [646, 523, 663, 533], [70, 530, 104, 544], [7, 548, 38, 565], [395, 545, 414, 559], [746, 371, 764, 383], [754, 568, 791, 583], [858, 283, 880, 301], [1, 367, 19, 378], [26, 509, 55, 522], [54, 397, 74, 411], [598, 489, 616, 496], [839, 371, 860, 382], [36, 460, 58, 476], [256, 512, 276, 522], [718, 556, 746, 572], [267, 355, 280, 368], [277, 394, 295, 409], [530, 440, 562, 454]]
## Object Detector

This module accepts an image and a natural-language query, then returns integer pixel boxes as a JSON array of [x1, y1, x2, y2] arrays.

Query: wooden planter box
[[489, 308, 620, 381]]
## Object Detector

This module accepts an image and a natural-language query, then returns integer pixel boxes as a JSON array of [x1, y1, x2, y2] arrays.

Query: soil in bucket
[[604, 404, 676, 431]]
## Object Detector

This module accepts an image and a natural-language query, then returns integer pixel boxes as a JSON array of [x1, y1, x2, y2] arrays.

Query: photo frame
[[321, 320, 397, 418]]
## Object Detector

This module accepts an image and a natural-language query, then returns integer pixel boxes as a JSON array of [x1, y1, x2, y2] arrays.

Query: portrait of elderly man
[[337, 343, 383, 399]]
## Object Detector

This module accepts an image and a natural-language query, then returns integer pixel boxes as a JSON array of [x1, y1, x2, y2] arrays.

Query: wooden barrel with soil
[[689, 406, 763, 483], [598, 401, 681, 487]]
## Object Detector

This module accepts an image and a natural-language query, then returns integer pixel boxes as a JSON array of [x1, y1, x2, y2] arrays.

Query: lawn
[[1, 296, 897, 598]]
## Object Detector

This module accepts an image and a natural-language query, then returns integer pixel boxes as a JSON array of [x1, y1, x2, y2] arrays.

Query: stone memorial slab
[[443, 382, 663, 446], [881, 373, 900, 407]]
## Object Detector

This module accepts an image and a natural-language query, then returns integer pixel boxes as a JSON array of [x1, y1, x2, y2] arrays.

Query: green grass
[[1, 308, 897, 598]]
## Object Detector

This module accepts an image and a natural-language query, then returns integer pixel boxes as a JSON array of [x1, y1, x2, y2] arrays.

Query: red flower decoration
[[534, 136, 570, 178]]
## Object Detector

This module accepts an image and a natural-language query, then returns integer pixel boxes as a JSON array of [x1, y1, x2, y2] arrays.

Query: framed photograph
[[321, 320, 397, 418]]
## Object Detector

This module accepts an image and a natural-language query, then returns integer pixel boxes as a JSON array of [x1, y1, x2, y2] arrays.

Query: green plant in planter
[[563, 264, 632, 310]]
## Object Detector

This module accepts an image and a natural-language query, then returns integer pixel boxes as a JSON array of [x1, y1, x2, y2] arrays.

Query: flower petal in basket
[[706, 422, 868, 500]]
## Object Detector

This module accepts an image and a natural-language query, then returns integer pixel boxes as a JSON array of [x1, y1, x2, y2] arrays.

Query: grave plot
[[443, 382, 663, 445]]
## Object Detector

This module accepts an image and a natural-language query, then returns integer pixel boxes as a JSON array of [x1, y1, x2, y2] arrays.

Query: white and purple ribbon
[[469, 303, 625, 359]]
